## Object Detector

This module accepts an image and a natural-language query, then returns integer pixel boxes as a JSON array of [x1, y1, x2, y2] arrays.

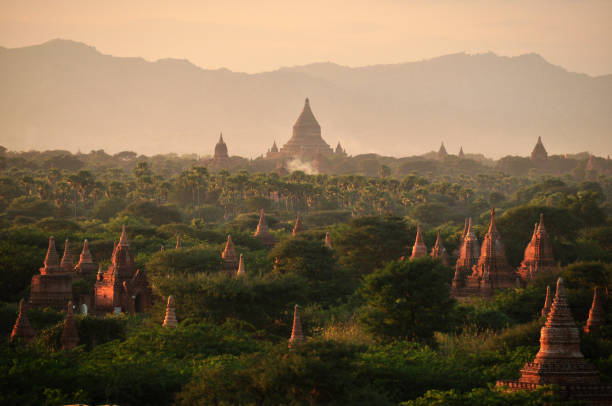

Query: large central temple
[[267, 98, 334, 160]]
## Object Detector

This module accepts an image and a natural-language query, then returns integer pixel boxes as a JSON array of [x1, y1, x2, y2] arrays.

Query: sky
[[0, 0, 611, 75]]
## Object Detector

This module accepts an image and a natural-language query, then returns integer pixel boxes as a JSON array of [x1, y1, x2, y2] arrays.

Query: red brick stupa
[[410, 225, 428, 259], [324, 232, 333, 249], [29, 236, 74, 310], [279, 98, 333, 160], [75, 239, 97, 277], [10, 299, 36, 344], [467, 208, 517, 295], [221, 235, 238, 271], [530, 136, 548, 161], [497, 278, 612, 404], [162, 295, 178, 328], [94, 226, 152, 314], [288, 304, 305, 348], [585, 287, 606, 334], [518, 214, 556, 283], [254, 209, 275, 247], [451, 218, 480, 295], [430, 230, 450, 266]]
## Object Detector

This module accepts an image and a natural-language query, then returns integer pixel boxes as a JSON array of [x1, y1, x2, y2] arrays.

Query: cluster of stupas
[[497, 278, 612, 403], [404, 208, 557, 297], [28, 226, 153, 314]]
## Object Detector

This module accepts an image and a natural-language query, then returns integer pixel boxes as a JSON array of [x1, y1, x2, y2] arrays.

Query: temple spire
[[324, 232, 332, 249], [410, 225, 428, 259], [43, 236, 60, 273], [458, 146, 465, 159], [10, 299, 36, 344], [292, 212, 304, 236], [541, 285, 552, 317], [430, 229, 450, 266], [77, 239, 93, 266], [119, 225, 128, 246], [163, 296, 178, 328], [60, 239, 73, 272], [175, 234, 181, 249], [288, 304, 305, 348], [530, 136, 548, 161], [585, 287, 606, 333], [222, 234, 238, 270], [61, 301, 79, 350], [438, 142, 448, 158], [236, 254, 246, 277], [254, 209, 275, 247]]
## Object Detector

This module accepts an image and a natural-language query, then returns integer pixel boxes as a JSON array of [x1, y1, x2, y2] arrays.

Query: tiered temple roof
[[497, 278, 612, 403], [518, 214, 555, 281], [163, 295, 178, 328], [30, 236, 74, 310], [469, 208, 517, 294], [75, 239, 97, 277], [94, 225, 152, 314], [61, 301, 79, 350], [530, 136, 548, 161], [279, 98, 333, 160], [254, 209, 275, 247], [222, 235, 238, 270], [452, 218, 480, 293], [430, 230, 450, 266], [410, 225, 428, 259], [288, 304, 305, 348], [585, 287, 606, 334], [10, 299, 36, 344]]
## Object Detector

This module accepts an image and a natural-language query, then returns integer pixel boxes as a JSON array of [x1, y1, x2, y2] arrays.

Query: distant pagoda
[[221, 235, 238, 271], [410, 225, 428, 259], [451, 218, 480, 295], [254, 209, 275, 247], [278, 98, 333, 160], [497, 278, 612, 404], [437, 142, 448, 159], [530, 136, 548, 161], [29, 236, 74, 310], [430, 230, 450, 266], [585, 287, 606, 334]]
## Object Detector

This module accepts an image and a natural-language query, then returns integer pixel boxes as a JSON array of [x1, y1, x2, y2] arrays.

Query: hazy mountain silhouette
[[1, 39, 610, 157]]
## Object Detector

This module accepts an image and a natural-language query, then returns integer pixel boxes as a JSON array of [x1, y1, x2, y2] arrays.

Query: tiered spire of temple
[[530, 136, 548, 161], [163, 295, 178, 328], [541, 286, 552, 317], [280, 98, 333, 160], [60, 239, 74, 273], [288, 304, 305, 348], [452, 218, 480, 292], [236, 254, 246, 278], [254, 209, 275, 247], [518, 214, 555, 280], [585, 287, 606, 333], [430, 230, 450, 266], [497, 278, 612, 402], [214, 133, 229, 160], [61, 301, 79, 350], [222, 235, 238, 270], [292, 212, 304, 236], [458, 146, 465, 159], [75, 239, 96, 276], [42, 236, 60, 274], [470, 207, 517, 293], [410, 225, 428, 259], [324, 232, 332, 249], [10, 299, 36, 344]]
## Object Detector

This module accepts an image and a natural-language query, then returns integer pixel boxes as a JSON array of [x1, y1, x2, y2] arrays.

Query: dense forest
[[1, 146, 611, 405]]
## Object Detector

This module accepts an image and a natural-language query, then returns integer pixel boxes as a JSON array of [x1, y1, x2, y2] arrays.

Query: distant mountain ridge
[[0, 39, 610, 157]]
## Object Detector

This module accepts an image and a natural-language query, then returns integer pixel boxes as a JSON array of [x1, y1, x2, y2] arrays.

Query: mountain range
[[0, 39, 610, 158]]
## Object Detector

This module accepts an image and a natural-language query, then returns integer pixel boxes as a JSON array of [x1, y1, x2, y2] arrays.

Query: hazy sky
[[1, 0, 611, 75]]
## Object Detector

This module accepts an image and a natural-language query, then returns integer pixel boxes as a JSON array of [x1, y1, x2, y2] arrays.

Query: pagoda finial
[[488, 206, 498, 234], [288, 304, 305, 348], [236, 254, 246, 278], [324, 232, 332, 249], [292, 212, 304, 236], [541, 285, 553, 317], [219, 132, 224, 143], [410, 225, 428, 259], [431, 229, 450, 266], [60, 239, 73, 272], [10, 299, 36, 344], [43, 236, 60, 272], [585, 287, 606, 333], [163, 295, 178, 328], [119, 225, 128, 246], [77, 239, 93, 266], [538, 213, 546, 233], [175, 234, 181, 249], [61, 301, 79, 350]]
